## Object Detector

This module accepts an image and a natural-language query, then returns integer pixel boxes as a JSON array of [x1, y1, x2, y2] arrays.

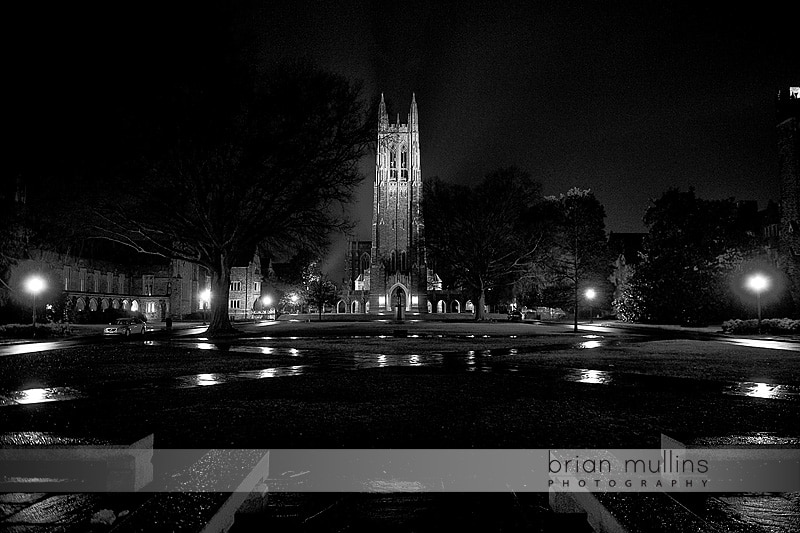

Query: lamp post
[[262, 295, 273, 320], [746, 273, 769, 334], [25, 276, 46, 337], [585, 288, 596, 323], [290, 294, 299, 314], [200, 289, 211, 325]]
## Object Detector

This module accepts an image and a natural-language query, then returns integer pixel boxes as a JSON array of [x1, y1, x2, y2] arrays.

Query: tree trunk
[[573, 281, 579, 332], [207, 252, 236, 337], [474, 288, 487, 321]]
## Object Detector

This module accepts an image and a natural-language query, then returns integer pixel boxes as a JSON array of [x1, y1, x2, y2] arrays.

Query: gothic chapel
[[343, 94, 442, 314]]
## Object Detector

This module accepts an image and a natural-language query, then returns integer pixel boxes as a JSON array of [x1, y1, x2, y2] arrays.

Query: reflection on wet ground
[[724, 338, 800, 351], [725, 381, 800, 401], [563, 369, 614, 384], [173, 366, 307, 388], [2, 337, 798, 407], [0, 387, 84, 407], [692, 432, 800, 447]]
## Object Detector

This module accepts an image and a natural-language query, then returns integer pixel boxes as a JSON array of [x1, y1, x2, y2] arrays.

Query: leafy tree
[[539, 188, 611, 331], [301, 262, 338, 321], [424, 168, 545, 320], [614, 188, 761, 325], [90, 62, 372, 336]]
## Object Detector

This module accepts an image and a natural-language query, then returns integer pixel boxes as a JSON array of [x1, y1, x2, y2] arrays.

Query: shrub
[[722, 318, 800, 334], [0, 323, 64, 339]]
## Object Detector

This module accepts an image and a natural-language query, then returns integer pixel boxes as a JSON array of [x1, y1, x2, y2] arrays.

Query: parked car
[[507, 309, 523, 322], [104, 317, 147, 337]]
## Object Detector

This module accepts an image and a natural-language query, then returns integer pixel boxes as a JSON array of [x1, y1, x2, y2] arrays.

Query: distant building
[[10, 250, 263, 322], [1, 180, 263, 322]]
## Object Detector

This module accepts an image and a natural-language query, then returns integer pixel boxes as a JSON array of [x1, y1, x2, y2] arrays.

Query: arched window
[[360, 254, 370, 274], [400, 251, 407, 272], [390, 251, 397, 273]]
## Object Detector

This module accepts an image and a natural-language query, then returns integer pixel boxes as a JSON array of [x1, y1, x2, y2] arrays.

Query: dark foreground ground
[[0, 320, 798, 531]]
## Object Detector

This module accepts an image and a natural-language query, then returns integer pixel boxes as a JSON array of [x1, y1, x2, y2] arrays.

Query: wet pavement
[[0, 334, 798, 408], [1, 326, 798, 532]]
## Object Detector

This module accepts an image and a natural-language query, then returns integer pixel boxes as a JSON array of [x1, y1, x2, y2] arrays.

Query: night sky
[[10, 2, 796, 275]]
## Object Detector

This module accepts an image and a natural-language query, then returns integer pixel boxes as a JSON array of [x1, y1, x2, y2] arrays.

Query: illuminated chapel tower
[[368, 93, 428, 313]]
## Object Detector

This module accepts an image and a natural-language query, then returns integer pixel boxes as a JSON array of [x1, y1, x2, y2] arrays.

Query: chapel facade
[[342, 94, 444, 314]]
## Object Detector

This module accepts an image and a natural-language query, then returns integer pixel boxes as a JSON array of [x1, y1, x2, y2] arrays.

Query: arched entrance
[[451, 300, 461, 313], [388, 284, 409, 310], [437, 300, 446, 313], [337, 300, 346, 314], [351, 300, 359, 313]]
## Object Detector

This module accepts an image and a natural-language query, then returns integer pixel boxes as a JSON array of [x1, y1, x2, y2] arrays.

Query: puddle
[[723, 381, 800, 401], [563, 368, 614, 384], [575, 340, 604, 349], [0, 387, 84, 406], [174, 366, 308, 388], [692, 432, 800, 447]]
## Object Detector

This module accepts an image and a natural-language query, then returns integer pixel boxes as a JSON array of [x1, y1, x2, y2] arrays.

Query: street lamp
[[200, 289, 211, 325], [25, 276, 46, 336], [261, 295, 273, 319], [585, 288, 596, 323], [290, 294, 299, 314], [746, 273, 769, 334]]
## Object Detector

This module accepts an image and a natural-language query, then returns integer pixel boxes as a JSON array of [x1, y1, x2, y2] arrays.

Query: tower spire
[[379, 93, 388, 127], [409, 93, 418, 132]]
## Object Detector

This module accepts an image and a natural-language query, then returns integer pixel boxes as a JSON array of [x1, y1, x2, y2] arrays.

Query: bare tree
[[92, 62, 372, 336]]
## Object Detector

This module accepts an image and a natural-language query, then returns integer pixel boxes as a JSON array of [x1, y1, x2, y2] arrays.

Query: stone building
[[339, 94, 468, 315], [227, 256, 263, 320], [8, 248, 263, 323]]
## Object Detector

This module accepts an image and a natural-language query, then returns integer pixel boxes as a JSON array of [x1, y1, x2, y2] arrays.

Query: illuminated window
[[401, 150, 408, 180], [229, 299, 242, 309], [230, 281, 242, 291]]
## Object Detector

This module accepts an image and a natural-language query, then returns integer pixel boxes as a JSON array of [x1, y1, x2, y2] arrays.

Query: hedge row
[[0, 323, 68, 339], [722, 318, 800, 334]]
